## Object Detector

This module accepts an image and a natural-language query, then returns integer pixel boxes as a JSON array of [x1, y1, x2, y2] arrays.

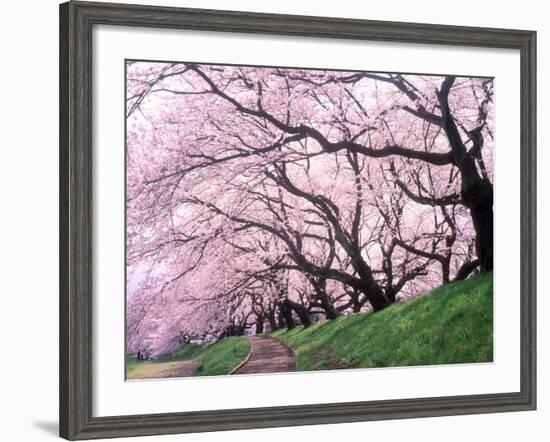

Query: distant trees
[[126, 62, 493, 355]]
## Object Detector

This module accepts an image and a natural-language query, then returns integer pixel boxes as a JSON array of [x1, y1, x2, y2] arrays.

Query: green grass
[[126, 354, 199, 379], [193, 336, 251, 376], [272, 272, 493, 371], [127, 273, 492, 378], [164, 342, 203, 361], [126, 336, 251, 379]]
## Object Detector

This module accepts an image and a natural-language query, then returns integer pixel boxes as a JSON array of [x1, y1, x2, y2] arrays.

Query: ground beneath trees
[[232, 336, 296, 375], [127, 358, 199, 380], [127, 335, 251, 379], [127, 273, 492, 380]]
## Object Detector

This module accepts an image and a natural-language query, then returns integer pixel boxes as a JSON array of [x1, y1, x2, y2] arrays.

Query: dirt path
[[232, 336, 296, 375]]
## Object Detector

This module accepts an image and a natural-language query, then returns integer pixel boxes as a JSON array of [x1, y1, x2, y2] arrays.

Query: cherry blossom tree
[[126, 61, 493, 355]]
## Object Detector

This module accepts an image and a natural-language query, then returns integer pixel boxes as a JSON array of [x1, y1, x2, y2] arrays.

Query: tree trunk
[[438, 77, 493, 273], [255, 316, 264, 334], [279, 303, 295, 330], [359, 281, 392, 311], [319, 295, 339, 320], [462, 179, 493, 272], [277, 309, 286, 329], [372, 292, 393, 311], [332, 229, 393, 311], [284, 299, 311, 328], [442, 258, 450, 284], [312, 278, 340, 320], [453, 259, 481, 281], [268, 313, 278, 332]]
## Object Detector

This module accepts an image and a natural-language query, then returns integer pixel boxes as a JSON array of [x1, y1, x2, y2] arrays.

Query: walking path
[[232, 336, 296, 375]]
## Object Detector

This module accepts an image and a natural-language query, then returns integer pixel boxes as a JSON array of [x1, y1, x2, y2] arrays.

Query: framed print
[[59, 1, 536, 440]]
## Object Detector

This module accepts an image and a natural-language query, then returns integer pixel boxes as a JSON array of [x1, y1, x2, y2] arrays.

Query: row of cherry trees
[[126, 62, 493, 355]]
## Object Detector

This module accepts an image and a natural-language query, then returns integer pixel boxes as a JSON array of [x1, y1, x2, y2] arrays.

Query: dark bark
[[283, 299, 311, 328], [462, 180, 493, 271], [255, 316, 264, 334], [279, 303, 295, 330], [319, 295, 339, 319], [277, 309, 285, 329], [362, 282, 393, 311], [393, 237, 451, 284], [267, 313, 278, 332], [453, 259, 481, 281], [437, 77, 493, 272], [222, 322, 245, 337], [311, 278, 339, 320]]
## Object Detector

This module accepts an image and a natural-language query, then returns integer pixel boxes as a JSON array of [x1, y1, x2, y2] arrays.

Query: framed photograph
[[59, 1, 536, 439]]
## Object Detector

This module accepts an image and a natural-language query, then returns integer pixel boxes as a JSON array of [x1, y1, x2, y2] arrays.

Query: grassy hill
[[272, 272, 493, 371], [127, 272, 492, 379]]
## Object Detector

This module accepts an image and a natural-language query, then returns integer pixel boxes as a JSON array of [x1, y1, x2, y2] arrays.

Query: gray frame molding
[[59, 1, 537, 439]]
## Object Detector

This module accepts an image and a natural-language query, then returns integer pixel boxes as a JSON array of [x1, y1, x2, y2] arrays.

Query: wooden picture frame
[[59, 1, 536, 439]]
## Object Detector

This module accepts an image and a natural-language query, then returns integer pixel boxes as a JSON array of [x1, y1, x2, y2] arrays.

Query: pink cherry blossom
[[126, 61, 493, 355]]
